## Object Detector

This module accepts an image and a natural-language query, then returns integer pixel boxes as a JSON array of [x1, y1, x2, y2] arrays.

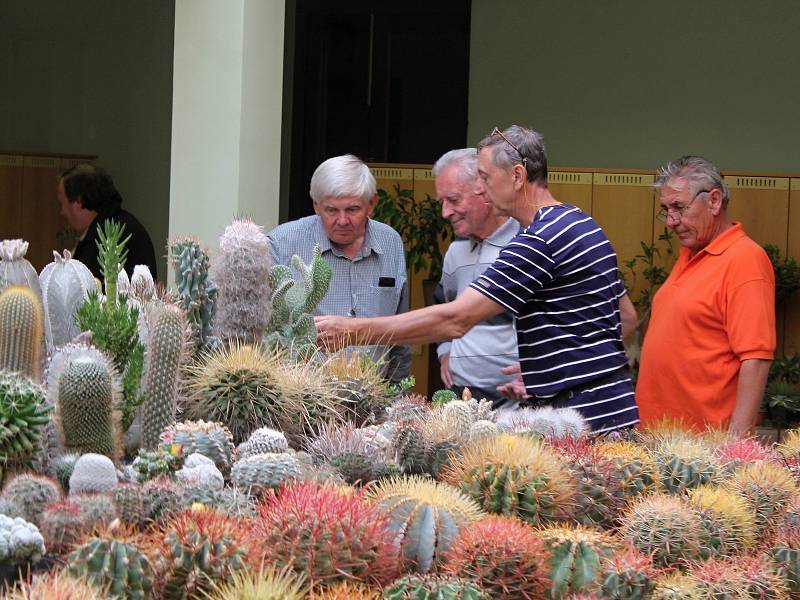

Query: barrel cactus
[[768, 527, 800, 596], [0, 240, 41, 299], [230, 452, 300, 494], [238, 426, 289, 457], [196, 564, 307, 600], [69, 453, 119, 495], [38, 498, 86, 554], [0, 371, 50, 467], [383, 575, 488, 599], [653, 437, 718, 495], [113, 482, 146, 529], [70, 493, 118, 532], [161, 420, 235, 475], [0, 473, 61, 524], [725, 461, 798, 536], [0, 284, 44, 381], [3, 569, 103, 599], [686, 485, 756, 558], [39, 250, 97, 354], [169, 237, 218, 349], [599, 544, 656, 600], [595, 441, 661, 501], [0, 512, 45, 564], [67, 537, 156, 600]]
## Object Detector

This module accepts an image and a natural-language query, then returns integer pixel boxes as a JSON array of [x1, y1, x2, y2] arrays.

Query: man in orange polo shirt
[[636, 155, 775, 434]]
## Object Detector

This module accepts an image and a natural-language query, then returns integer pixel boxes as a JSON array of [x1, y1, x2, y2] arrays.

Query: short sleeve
[[726, 277, 776, 361], [469, 234, 554, 314]]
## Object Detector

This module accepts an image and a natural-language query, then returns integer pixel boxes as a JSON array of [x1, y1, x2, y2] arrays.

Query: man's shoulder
[[269, 215, 320, 240], [367, 219, 404, 250]]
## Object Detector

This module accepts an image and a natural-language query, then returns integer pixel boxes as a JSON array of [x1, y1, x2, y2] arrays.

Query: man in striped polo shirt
[[316, 127, 638, 432]]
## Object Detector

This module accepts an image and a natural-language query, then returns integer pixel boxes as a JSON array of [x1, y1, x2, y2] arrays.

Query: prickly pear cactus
[[0, 285, 44, 380], [67, 537, 155, 600], [39, 250, 97, 354], [264, 243, 331, 360], [169, 237, 218, 349]]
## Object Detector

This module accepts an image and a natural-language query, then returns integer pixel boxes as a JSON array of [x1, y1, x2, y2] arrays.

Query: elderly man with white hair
[[268, 154, 411, 383]]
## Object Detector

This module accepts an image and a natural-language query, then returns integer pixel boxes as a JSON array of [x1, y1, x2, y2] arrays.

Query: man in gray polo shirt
[[268, 154, 411, 383], [434, 149, 520, 410]]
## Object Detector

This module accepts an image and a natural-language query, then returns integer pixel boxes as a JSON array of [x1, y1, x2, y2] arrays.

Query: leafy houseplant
[[764, 244, 800, 306], [373, 184, 451, 282], [764, 355, 800, 426]]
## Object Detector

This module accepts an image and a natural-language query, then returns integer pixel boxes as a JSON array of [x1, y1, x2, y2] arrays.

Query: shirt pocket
[[367, 284, 402, 317]]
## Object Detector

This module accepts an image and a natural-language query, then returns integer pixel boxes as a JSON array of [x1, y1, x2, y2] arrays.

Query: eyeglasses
[[656, 189, 711, 222], [491, 127, 528, 168]]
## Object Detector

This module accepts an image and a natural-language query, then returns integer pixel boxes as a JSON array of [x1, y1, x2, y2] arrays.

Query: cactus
[[38, 498, 86, 553], [392, 419, 460, 479], [619, 493, 704, 569], [39, 250, 97, 354], [3, 569, 103, 599], [230, 452, 300, 494], [175, 453, 225, 489], [69, 493, 117, 532], [599, 545, 656, 600], [199, 564, 307, 600], [254, 481, 398, 588], [51, 452, 80, 492], [0, 285, 44, 380], [169, 237, 218, 349], [315, 581, 381, 600], [688, 555, 788, 600], [142, 476, 186, 525], [595, 441, 661, 501], [113, 482, 146, 528], [0, 239, 42, 299], [383, 575, 488, 599], [686, 485, 756, 558], [264, 242, 331, 359], [497, 406, 587, 438], [95, 219, 131, 303], [308, 421, 390, 484], [239, 426, 289, 457], [442, 515, 549, 600], [539, 524, 617, 599], [67, 537, 155, 600], [368, 475, 483, 573], [443, 433, 574, 525], [212, 218, 272, 344], [468, 419, 498, 442], [651, 573, 700, 600], [0, 473, 61, 523], [161, 420, 235, 475], [768, 527, 800, 596], [431, 389, 458, 407], [130, 265, 156, 301], [69, 453, 119, 494], [140, 303, 190, 450], [725, 462, 798, 536], [0, 372, 50, 467], [714, 437, 778, 473], [133, 444, 185, 482], [48, 343, 122, 458], [0, 513, 45, 564], [653, 437, 718, 495], [439, 400, 475, 440]]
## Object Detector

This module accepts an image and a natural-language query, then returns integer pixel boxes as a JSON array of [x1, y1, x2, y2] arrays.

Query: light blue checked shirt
[[268, 215, 411, 382]]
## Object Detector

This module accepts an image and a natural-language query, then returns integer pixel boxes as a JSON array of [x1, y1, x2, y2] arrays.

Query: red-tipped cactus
[[38, 499, 86, 554], [714, 437, 778, 473], [253, 481, 398, 588], [442, 515, 549, 600], [599, 544, 657, 600]]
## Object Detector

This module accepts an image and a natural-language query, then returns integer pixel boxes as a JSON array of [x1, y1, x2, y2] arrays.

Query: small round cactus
[[69, 453, 118, 495], [231, 452, 300, 494], [240, 426, 290, 457], [384, 574, 488, 599], [38, 499, 86, 554], [0, 473, 61, 524]]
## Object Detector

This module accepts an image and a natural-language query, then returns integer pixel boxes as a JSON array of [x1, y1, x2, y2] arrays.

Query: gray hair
[[309, 154, 376, 204], [432, 148, 479, 183], [477, 125, 548, 185], [654, 155, 729, 209]]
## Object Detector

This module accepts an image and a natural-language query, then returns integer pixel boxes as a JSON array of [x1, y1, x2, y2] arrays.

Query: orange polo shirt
[[636, 223, 775, 430]]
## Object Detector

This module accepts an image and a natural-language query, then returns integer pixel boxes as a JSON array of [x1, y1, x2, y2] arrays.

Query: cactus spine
[[141, 303, 189, 449], [67, 537, 155, 600], [0, 285, 44, 380], [169, 237, 218, 349]]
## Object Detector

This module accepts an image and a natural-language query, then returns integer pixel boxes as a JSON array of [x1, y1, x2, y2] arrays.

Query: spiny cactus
[[67, 537, 155, 600], [132, 444, 185, 482], [653, 437, 718, 495], [496, 406, 587, 438], [431, 389, 458, 407], [141, 476, 185, 525], [768, 527, 800, 596], [264, 242, 331, 359], [308, 421, 391, 485], [51, 452, 80, 492], [0, 512, 45, 564], [443, 433, 574, 525], [686, 485, 756, 558], [69, 453, 118, 494], [714, 437, 778, 473], [368, 475, 483, 573], [69, 493, 117, 532], [39, 250, 97, 354], [169, 237, 218, 349], [0, 239, 42, 299], [230, 452, 300, 494], [725, 462, 798, 536], [539, 524, 617, 599], [48, 343, 122, 458], [599, 544, 656, 600], [468, 419, 498, 442], [212, 218, 272, 344], [199, 564, 307, 600], [238, 426, 289, 457], [140, 303, 190, 449], [38, 498, 86, 553], [442, 515, 549, 600], [3, 569, 103, 599], [254, 481, 398, 588], [161, 420, 235, 475], [0, 473, 61, 524], [383, 575, 488, 599], [113, 482, 146, 528], [595, 441, 661, 501], [175, 453, 224, 490], [0, 372, 50, 468], [688, 555, 788, 600], [95, 219, 131, 303], [0, 285, 44, 380], [651, 573, 700, 600]]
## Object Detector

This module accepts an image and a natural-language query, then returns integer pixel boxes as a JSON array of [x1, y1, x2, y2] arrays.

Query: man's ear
[[512, 164, 526, 189], [708, 188, 725, 215]]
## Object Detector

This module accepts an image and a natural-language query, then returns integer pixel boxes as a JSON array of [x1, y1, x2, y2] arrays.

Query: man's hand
[[496, 363, 529, 401], [314, 315, 354, 351], [439, 353, 454, 388]]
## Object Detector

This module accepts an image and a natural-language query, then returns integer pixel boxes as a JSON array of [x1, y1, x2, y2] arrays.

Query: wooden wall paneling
[[591, 173, 655, 302], [21, 156, 64, 272], [549, 171, 593, 215], [0, 155, 24, 242], [784, 179, 800, 356]]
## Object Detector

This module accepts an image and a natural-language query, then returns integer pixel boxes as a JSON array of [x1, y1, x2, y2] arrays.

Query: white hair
[[432, 148, 478, 183], [654, 155, 730, 209], [309, 154, 376, 204]]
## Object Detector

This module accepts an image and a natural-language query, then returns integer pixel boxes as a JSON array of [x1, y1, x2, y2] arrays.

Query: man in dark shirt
[[57, 163, 158, 282]]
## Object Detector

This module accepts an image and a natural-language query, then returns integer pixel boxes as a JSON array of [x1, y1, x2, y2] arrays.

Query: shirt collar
[[470, 217, 518, 251], [314, 216, 384, 258], [696, 222, 745, 257]]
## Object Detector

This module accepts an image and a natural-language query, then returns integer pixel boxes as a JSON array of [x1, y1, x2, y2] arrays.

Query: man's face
[[57, 179, 82, 231], [435, 165, 492, 238], [659, 177, 721, 254], [477, 147, 516, 216], [314, 195, 375, 247]]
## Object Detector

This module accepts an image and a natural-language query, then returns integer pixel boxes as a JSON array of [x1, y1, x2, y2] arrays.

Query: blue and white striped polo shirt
[[470, 203, 629, 401]]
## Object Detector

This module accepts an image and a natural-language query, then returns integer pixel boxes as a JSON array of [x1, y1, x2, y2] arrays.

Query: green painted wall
[[468, 0, 800, 173], [0, 1, 175, 281]]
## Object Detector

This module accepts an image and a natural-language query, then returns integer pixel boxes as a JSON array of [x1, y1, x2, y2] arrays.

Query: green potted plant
[[764, 244, 800, 306], [763, 354, 800, 426]]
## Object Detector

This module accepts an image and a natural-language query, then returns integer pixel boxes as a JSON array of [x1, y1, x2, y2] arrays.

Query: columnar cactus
[[169, 237, 218, 349], [0, 239, 42, 299], [140, 303, 190, 450], [67, 537, 155, 600], [0, 371, 50, 467], [161, 420, 235, 475], [212, 218, 272, 344], [96, 219, 131, 303], [39, 250, 96, 354], [0, 285, 44, 380]]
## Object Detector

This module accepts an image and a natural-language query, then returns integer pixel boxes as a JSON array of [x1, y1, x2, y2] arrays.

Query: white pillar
[[168, 0, 284, 267]]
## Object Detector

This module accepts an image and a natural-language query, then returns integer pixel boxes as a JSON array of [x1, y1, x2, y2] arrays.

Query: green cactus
[[654, 438, 717, 495], [687, 485, 756, 559], [431, 389, 458, 407], [0, 285, 44, 381], [264, 243, 332, 360], [96, 219, 131, 304], [0, 372, 50, 468], [239, 427, 289, 457], [113, 482, 145, 528], [0, 473, 61, 524], [770, 535, 800, 596], [383, 575, 488, 599], [51, 452, 80, 492], [162, 420, 235, 475], [69, 493, 118, 532], [393, 422, 459, 479], [141, 303, 189, 450], [133, 444, 185, 482], [169, 237, 218, 349], [599, 545, 656, 600], [539, 524, 617, 599], [38, 499, 85, 554], [141, 476, 186, 525], [596, 441, 661, 501], [329, 452, 379, 485], [725, 462, 798, 536], [230, 452, 300, 494], [67, 537, 155, 600], [468, 419, 498, 442]]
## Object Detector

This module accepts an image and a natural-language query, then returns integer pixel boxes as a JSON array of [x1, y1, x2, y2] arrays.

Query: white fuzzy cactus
[[0, 513, 45, 563], [68, 453, 119, 495], [497, 405, 588, 438], [176, 453, 224, 490], [0, 239, 42, 300]]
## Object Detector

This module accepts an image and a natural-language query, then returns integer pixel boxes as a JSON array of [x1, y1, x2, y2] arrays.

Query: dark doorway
[[284, 0, 471, 220]]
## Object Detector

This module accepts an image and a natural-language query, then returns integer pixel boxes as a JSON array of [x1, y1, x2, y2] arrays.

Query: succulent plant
[[539, 524, 617, 599], [0, 239, 42, 299], [496, 406, 587, 438], [714, 437, 778, 473], [599, 544, 656, 600], [199, 564, 307, 600], [69, 453, 119, 494], [132, 444, 185, 482], [595, 441, 661, 501], [69, 493, 117, 532], [0, 285, 44, 381], [212, 218, 273, 344], [169, 237, 218, 349], [725, 462, 798, 536], [230, 452, 300, 495], [444, 433, 574, 525], [38, 499, 86, 554], [254, 481, 398, 588], [238, 426, 289, 457], [468, 419, 498, 442], [67, 537, 156, 600], [368, 475, 483, 573], [768, 526, 800, 596], [0, 372, 50, 467], [162, 420, 235, 475], [51, 452, 80, 493], [141, 476, 185, 525], [113, 482, 146, 528], [392, 419, 459, 479], [0, 473, 61, 524], [442, 515, 549, 600], [431, 389, 458, 407], [688, 555, 788, 600], [653, 437, 718, 495], [383, 574, 488, 599], [0, 512, 45, 564], [3, 569, 103, 599], [651, 572, 700, 600], [686, 485, 756, 558]]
